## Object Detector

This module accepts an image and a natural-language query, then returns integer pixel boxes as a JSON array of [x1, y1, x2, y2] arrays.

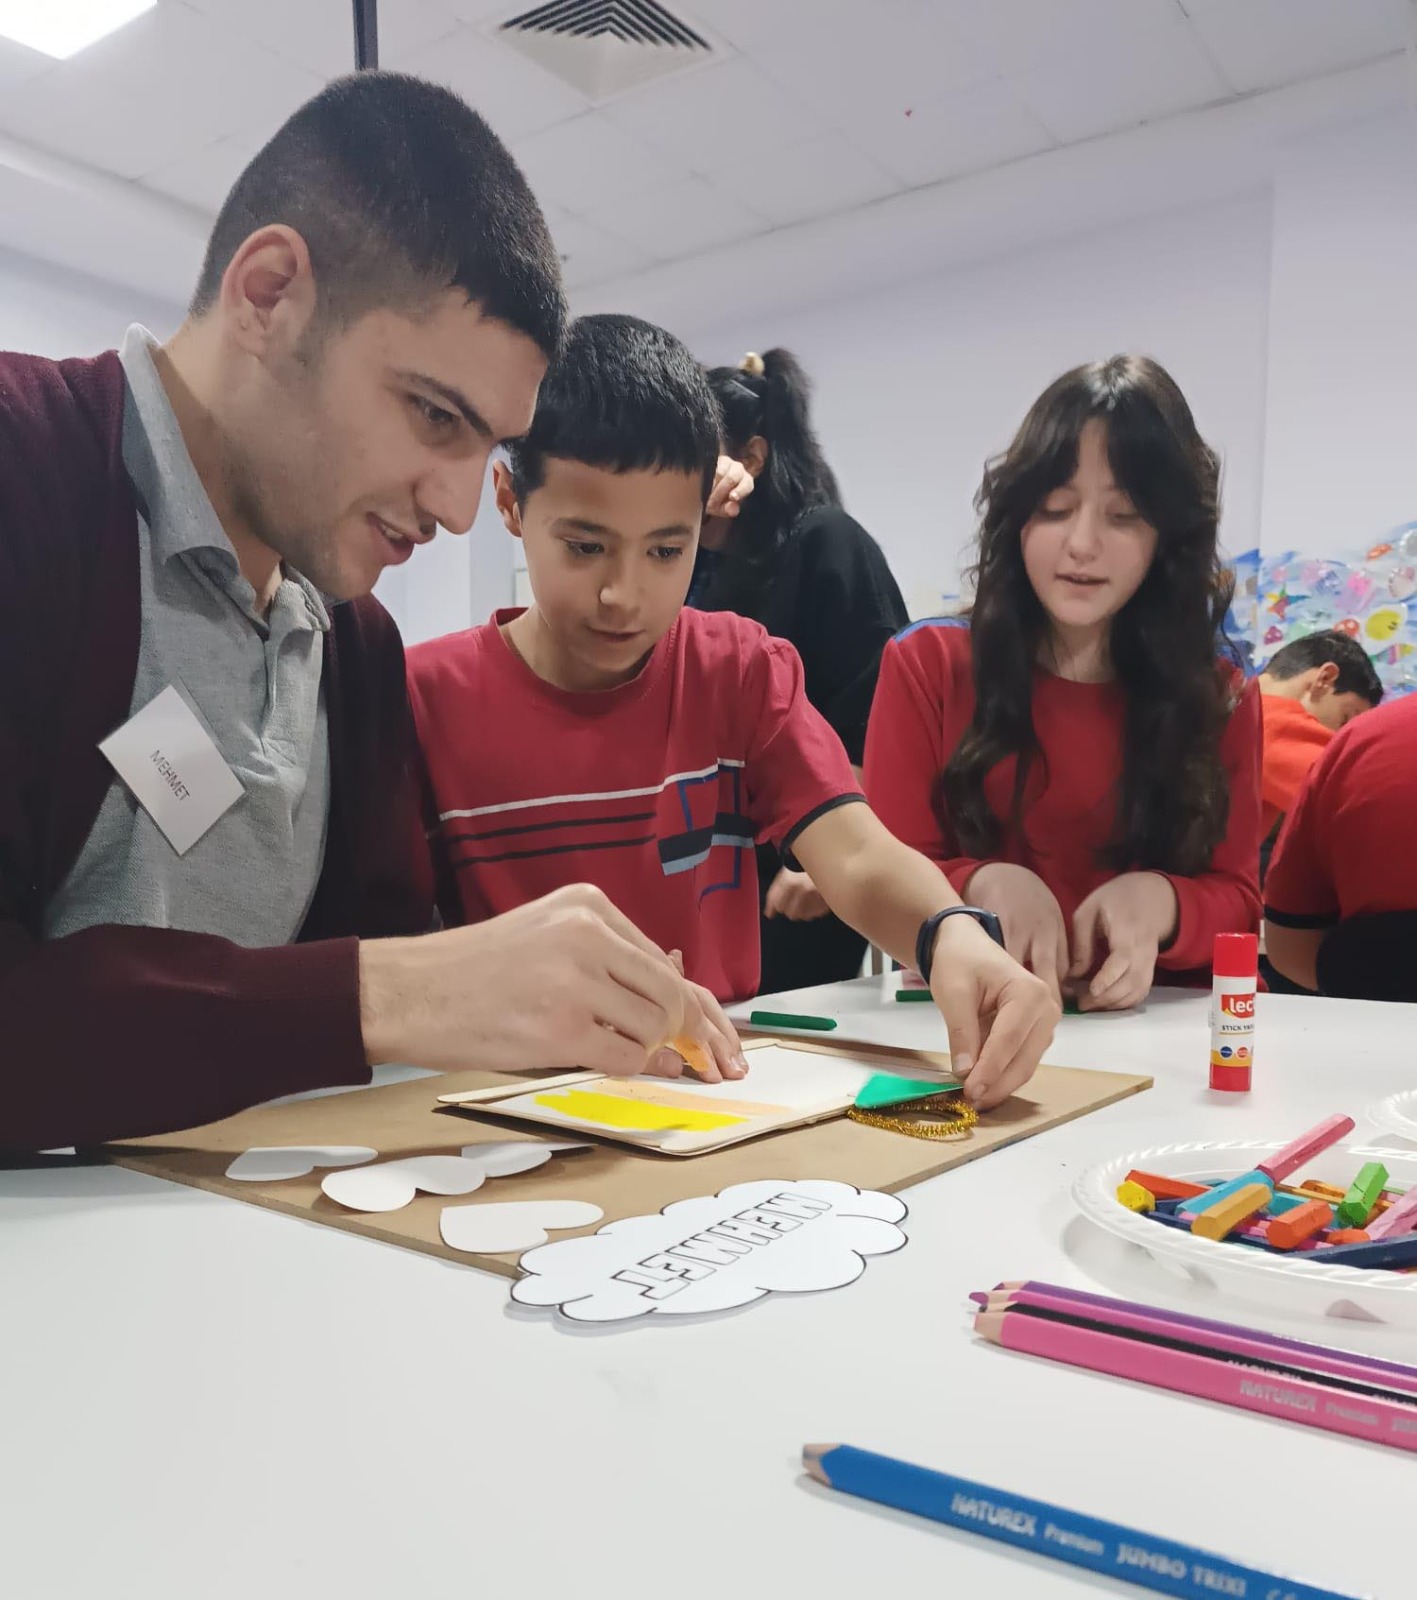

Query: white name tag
[[99, 684, 245, 855]]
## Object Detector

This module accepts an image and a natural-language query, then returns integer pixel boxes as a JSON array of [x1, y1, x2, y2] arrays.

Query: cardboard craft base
[[105, 1049, 1151, 1280]]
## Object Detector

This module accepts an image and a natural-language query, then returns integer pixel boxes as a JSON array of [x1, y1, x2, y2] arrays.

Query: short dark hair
[[1264, 629, 1384, 704], [189, 72, 566, 356], [506, 313, 720, 500]]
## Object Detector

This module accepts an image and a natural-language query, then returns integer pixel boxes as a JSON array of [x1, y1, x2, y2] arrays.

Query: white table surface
[[3, 979, 1412, 1600]]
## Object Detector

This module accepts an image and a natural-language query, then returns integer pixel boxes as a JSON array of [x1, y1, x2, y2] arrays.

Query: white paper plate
[[1073, 1138, 1417, 1328], [1366, 1089, 1417, 1146]]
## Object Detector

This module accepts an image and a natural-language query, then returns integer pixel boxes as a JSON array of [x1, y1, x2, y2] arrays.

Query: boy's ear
[[492, 460, 524, 540], [1311, 661, 1340, 695]]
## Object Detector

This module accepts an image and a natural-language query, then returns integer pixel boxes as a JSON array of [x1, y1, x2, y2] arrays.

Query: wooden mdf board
[[105, 1053, 1151, 1281]]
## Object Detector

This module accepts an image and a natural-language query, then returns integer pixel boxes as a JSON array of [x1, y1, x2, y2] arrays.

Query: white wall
[[1261, 114, 1417, 555], [0, 242, 181, 354], [687, 193, 1273, 616]]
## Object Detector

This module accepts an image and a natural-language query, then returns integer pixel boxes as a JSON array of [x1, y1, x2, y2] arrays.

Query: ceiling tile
[[753, 0, 1001, 121], [182, 0, 462, 78], [725, 132, 901, 228], [512, 114, 680, 213], [606, 57, 830, 175], [1011, 14, 1228, 144], [0, 4, 321, 181], [140, 134, 260, 212], [949, 0, 1187, 74], [550, 215, 655, 290], [439, 0, 526, 20], [1181, 0, 1406, 94], [0, 34, 58, 97], [845, 77, 1055, 189], [585, 176, 766, 260], [396, 24, 591, 143]]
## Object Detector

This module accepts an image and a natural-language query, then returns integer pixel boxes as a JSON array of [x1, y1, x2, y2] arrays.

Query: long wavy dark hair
[[701, 348, 841, 619], [943, 355, 1236, 876]]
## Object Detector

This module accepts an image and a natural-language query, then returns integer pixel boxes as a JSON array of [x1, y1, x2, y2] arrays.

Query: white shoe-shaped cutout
[[322, 1155, 490, 1213], [440, 1200, 604, 1254], [226, 1146, 377, 1182]]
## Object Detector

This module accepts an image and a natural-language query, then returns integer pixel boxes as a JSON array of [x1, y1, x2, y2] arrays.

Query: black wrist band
[[916, 905, 1006, 986]]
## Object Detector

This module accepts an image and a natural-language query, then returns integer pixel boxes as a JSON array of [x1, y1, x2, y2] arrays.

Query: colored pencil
[[989, 1280, 1417, 1386], [975, 1306, 1417, 1454], [803, 1443, 1366, 1600], [982, 1287, 1417, 1398]]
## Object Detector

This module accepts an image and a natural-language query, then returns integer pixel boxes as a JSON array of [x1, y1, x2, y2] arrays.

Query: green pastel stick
[[748, 1010, 836, 1031], [894, 989, 934, 1003], [855, 1073, 960, 1110], [1336, 1161, 1388, 1227]]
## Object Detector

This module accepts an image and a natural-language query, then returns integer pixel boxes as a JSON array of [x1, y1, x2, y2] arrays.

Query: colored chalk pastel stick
[[1192, 1183, 1272, 1241], [1116, 1181, 1155, 1213], [1326, 1229, 1371, 1246], [1298, 1179, 1349, 1204], [1310, 1233, 1417, 1270], [1153, 1197, 1185, 1216], [1124, 1170, 1208, 1202], [1264, 1191, 1313, 1216], [1268, 1200, 1334, 1250], [1256, 1114, 1356, 1183], [748, 1010, 837, 1031], [1368, 1184, 1417, 1241], [893, 988, 935, 1002], [1179, 1170, 1274, 1216], [1336, 1162, 1388, 1228]]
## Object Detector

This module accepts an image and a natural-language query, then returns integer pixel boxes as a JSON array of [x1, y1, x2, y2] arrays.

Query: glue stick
[[1210, 932, 1257, 1092]]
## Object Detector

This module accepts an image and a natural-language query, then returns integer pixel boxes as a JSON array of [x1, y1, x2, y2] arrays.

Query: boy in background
[[408, 315, 1058, 1109]]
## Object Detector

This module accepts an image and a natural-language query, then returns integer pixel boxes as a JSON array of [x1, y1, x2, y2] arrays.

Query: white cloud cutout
[[509, 1179, 908, 1323]]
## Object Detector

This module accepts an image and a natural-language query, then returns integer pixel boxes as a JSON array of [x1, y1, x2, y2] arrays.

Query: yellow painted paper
[[533, 1088, 747, 1133]]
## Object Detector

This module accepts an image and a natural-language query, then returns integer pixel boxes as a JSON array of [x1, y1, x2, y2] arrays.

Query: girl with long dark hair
[[696, 348, 908, 994], [864, 356, 1261, 1011]]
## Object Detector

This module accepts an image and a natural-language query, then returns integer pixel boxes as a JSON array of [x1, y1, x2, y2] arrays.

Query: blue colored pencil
[[803, 1444, 1366, 1600]]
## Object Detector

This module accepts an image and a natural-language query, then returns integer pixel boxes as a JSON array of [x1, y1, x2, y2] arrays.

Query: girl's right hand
[[963, 862, 1069, 1007]]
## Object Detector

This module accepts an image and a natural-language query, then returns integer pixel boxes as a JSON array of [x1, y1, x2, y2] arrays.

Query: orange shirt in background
[[1259, 693, 1333, 837]]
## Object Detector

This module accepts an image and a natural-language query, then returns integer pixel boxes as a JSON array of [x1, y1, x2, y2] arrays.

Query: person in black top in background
[[696, 348, 910, 993]]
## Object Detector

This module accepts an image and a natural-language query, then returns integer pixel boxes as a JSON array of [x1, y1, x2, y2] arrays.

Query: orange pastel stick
[[1124, 1170, 1208, 1202], [1326, 1228, 1371, 1246], [1297, 1179, 1348, 1203], [1268, 1200, 1333, 1249]]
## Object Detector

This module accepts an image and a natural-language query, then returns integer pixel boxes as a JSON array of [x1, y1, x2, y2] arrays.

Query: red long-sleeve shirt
[[863, 620, 1262, 975]]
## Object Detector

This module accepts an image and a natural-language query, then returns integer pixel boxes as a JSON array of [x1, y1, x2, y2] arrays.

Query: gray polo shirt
[[44, 325, 332, 948]]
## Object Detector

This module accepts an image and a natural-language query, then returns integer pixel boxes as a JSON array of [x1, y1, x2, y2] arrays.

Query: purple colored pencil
[[984, 1279, 1417, 1385]]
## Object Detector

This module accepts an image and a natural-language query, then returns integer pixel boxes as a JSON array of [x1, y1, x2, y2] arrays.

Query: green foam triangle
[[854, 1072, 960, 1110]]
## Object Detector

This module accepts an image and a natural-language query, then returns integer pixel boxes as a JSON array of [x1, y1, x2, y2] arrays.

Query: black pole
[[353, 0, 379, 69]]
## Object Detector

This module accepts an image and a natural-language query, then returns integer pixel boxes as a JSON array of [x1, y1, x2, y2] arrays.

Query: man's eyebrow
[[395, 370, 498, 441]]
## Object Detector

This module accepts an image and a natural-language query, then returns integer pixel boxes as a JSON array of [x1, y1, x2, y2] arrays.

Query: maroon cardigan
[[0, 349, 433, 1152]]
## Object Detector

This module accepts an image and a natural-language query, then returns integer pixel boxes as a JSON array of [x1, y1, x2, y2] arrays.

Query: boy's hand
[[706, 455, 755, 518], [763, 866, 831, 922], [646, 956, 749, 1081], [965, 862, 1069, 1007], [359, 884, 728, 1079], [1069, 872, 1177, 1012], [927, 914, 1060, 1108]]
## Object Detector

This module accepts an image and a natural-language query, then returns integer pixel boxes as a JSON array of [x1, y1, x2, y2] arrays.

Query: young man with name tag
[[0, 73, 749, 1153]]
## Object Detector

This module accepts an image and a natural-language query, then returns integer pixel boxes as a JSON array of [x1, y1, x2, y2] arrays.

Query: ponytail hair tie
[[739, 351, 766, 378]]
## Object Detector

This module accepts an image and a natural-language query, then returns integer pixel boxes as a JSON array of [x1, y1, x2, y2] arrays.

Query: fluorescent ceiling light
[[0, 1, 157, 60]]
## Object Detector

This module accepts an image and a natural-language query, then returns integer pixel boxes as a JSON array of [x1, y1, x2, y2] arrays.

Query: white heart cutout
[[322, 1155, 488, 1213], [226, 1145, 377, 1182], [458, 1141, 590, 1178], [440, 1200, 604, 1254]]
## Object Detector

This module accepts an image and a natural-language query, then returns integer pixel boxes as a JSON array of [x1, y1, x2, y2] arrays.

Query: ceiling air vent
[[497, 0, 717, 101]]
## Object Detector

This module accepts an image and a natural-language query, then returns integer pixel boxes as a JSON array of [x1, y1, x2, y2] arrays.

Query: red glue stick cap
[[1214, 932, 1258, 979]]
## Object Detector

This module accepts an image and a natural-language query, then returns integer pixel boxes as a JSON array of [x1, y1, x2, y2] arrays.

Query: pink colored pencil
[[975, 1306, 1417, 1454], [983, 1287, 1417, 1399], [1256, 1114, 1356, 1183], [987, 1279, 1417, 1384], [1366, 1186, 1417, 1242]]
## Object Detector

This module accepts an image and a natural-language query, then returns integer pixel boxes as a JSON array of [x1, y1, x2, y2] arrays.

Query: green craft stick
[[894, 989, 934, 1003], [1336, 1161, 1388, 1227], [748, 1010, 837, 1032], [855, 1072, 960, 1110]]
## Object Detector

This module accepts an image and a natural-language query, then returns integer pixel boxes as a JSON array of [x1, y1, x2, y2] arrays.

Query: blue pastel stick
[[1308, 1234, 1417, 1269], [803, 1445, 1365, 1599], [1179, 1170, 1274, 1216], [1266, 1192, 1312, 1216]]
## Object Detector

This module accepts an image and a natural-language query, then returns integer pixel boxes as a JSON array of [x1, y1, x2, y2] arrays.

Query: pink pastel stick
[[978, 1307, 1417, 1454], [1367, 1186, 1417, 1241], [988, 1286, 1417, 1398], [1256, 1114, 1356, 1183]]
